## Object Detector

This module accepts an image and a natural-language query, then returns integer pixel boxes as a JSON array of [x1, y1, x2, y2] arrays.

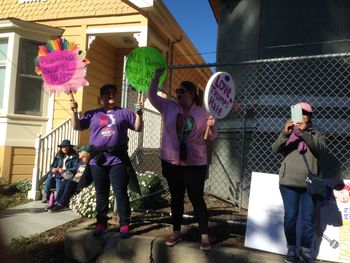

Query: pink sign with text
[[204, 72, 235, 119], [39, 50, 77, 85]]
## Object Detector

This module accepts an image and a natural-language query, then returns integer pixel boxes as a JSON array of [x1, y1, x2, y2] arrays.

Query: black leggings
[[161, 159, 209, 234]]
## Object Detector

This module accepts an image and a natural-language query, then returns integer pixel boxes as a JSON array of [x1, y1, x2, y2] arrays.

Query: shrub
[[69, 171, 166, 217], [0, 179, 31, 210], [13, 179, 32, 193], [69, 184, 114, 218], [129, 171, 166, 209]]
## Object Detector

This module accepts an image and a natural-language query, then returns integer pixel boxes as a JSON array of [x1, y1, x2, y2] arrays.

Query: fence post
[[27, 134, 42, 200]]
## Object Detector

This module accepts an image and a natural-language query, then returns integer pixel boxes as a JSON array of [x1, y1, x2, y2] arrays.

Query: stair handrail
[[28, 118, 79, 200]]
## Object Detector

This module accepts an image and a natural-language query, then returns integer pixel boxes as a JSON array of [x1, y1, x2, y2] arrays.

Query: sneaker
[[49, 205, 65, 213], [45, 204, 55, 211], [93, 223, 108, 237], [165, 235, 182, 246], [120, 225, 132, 238], [200, 242, 211, 251], [300, 251, 314, 263], [285, 249, 298, 263]]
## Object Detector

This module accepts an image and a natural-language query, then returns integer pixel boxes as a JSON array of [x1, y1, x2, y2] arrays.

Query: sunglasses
[[175, 88, 186, 94]]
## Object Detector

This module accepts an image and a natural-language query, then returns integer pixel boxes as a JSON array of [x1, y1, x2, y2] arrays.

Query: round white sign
[[204, 72, 235, 119]]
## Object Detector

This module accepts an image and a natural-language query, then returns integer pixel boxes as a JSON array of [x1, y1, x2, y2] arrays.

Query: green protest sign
[[125, 47, 167, 93]]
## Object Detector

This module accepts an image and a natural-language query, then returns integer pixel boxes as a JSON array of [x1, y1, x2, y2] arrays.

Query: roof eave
[[0, 18, 64, 36]]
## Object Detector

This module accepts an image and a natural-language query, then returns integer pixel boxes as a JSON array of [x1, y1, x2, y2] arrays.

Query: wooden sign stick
[[70, 91, 77, 114]]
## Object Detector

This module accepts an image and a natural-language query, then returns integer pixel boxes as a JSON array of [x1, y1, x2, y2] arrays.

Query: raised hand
[[70, 100, 78, 112], [134, 101, 143, 115], [154, 67, 165, 79], [284, 119, 294, 134], [207, 115, 216, 127]]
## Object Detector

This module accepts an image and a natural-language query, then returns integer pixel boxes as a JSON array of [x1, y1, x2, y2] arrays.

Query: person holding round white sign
[[148, 68, 218, 251]]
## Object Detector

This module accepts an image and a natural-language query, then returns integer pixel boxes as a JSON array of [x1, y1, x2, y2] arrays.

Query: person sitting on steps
[[42, 139, 80, 204], [47, 145, 91, 212]]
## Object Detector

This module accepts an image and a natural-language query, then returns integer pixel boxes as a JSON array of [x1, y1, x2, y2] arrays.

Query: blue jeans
[[90, 164, 130, 227], [56, 179, 78, 207], [44, 172, 63, 200], [279, 185, 316, 249]]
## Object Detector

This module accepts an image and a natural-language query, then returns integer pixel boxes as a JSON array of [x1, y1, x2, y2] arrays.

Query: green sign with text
[[125, 47, 167, 92]]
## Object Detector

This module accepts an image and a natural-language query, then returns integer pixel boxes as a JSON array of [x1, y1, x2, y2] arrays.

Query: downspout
[[168, 37, 183, 97]]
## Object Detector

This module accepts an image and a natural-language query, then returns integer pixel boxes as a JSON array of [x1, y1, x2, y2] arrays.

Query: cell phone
[[291, 105, 303, 124]]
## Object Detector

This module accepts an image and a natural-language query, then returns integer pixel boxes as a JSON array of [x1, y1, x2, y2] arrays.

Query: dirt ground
[[8, 193, 247, 263]]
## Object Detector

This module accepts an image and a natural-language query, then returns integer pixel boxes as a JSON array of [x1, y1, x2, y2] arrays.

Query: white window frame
[[0, 33, 17, 116], [0, 38, 7, 111], [14, 38, 45, 116]]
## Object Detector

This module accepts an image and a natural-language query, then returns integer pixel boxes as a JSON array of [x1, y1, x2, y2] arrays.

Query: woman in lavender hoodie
[[148, 68, 218, 251]]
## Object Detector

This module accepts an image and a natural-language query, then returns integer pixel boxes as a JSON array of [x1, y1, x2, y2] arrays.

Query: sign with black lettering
[[125, 47, 167, 92], [204, 72, 235, 119]]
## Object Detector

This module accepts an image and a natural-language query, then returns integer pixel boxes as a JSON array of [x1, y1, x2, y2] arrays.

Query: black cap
[[180, 81, 197, 95], [100, 84, 117, 97]]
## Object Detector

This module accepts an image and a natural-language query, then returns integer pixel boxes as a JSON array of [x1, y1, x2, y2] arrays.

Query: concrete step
[[64, 226, 285, 263]]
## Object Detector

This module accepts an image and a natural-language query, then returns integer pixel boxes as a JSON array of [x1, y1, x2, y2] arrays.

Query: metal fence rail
[[123, 52, 350, 218]]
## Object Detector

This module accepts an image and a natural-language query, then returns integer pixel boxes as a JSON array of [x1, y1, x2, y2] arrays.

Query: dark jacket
[[272, 127, 327, 188], [50, 154, 80, 176]]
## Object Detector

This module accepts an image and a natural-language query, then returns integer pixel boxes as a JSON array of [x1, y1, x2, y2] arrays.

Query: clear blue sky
[[163, 0, 217, 64]]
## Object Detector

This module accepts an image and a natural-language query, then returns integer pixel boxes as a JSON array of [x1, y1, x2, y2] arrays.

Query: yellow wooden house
[[0, 0, 212, 199]]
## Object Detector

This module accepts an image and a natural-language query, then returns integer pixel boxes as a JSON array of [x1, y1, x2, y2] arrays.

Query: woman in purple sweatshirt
[[71, 84, 143, 238], [148, 68, 218, 251]]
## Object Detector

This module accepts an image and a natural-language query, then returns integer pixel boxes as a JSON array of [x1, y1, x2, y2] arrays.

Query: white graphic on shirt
[[107, 114, 116, 127], [101, 114, 116, 137]]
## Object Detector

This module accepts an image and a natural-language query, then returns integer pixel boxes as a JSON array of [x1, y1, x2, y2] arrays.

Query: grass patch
[[9, 234, 42, 251], [0, 180, 32, 210], [0, 193, 28, 210]]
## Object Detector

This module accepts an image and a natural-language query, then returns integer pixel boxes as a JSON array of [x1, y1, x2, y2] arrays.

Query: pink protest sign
[[39, 50, 76, 85], [204, 72, 235, 119], [35, 38, 89, 95]]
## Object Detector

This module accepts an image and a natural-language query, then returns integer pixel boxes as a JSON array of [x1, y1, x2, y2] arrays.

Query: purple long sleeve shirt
[[147, 78, 218, 166]]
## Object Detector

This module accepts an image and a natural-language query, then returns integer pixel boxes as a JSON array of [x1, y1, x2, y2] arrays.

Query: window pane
[[15, 76, 42, 115], [0, 66, 5, 109], [0, 39, 8, 61], [15, 39, 43, 115], [18, 39, 39, 75]]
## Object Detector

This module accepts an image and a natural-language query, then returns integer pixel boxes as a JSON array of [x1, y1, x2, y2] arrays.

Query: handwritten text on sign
[[125, 47, 167, 93], [39, 50, 77, 85], [204, 72, 235, 119]]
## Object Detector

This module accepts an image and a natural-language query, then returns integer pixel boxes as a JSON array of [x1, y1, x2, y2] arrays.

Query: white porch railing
[[27, 118, 79, 200]]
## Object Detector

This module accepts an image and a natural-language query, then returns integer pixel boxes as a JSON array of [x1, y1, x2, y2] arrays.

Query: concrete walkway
[[0, 201, 79, 245]]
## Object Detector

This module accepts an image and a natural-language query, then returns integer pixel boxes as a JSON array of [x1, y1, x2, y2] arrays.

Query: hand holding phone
[[291, 105, 303, 124]]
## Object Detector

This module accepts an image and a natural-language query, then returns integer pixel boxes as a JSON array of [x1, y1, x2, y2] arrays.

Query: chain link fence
[[208, 53, 350, 210], [122, 52, 350, 220]]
